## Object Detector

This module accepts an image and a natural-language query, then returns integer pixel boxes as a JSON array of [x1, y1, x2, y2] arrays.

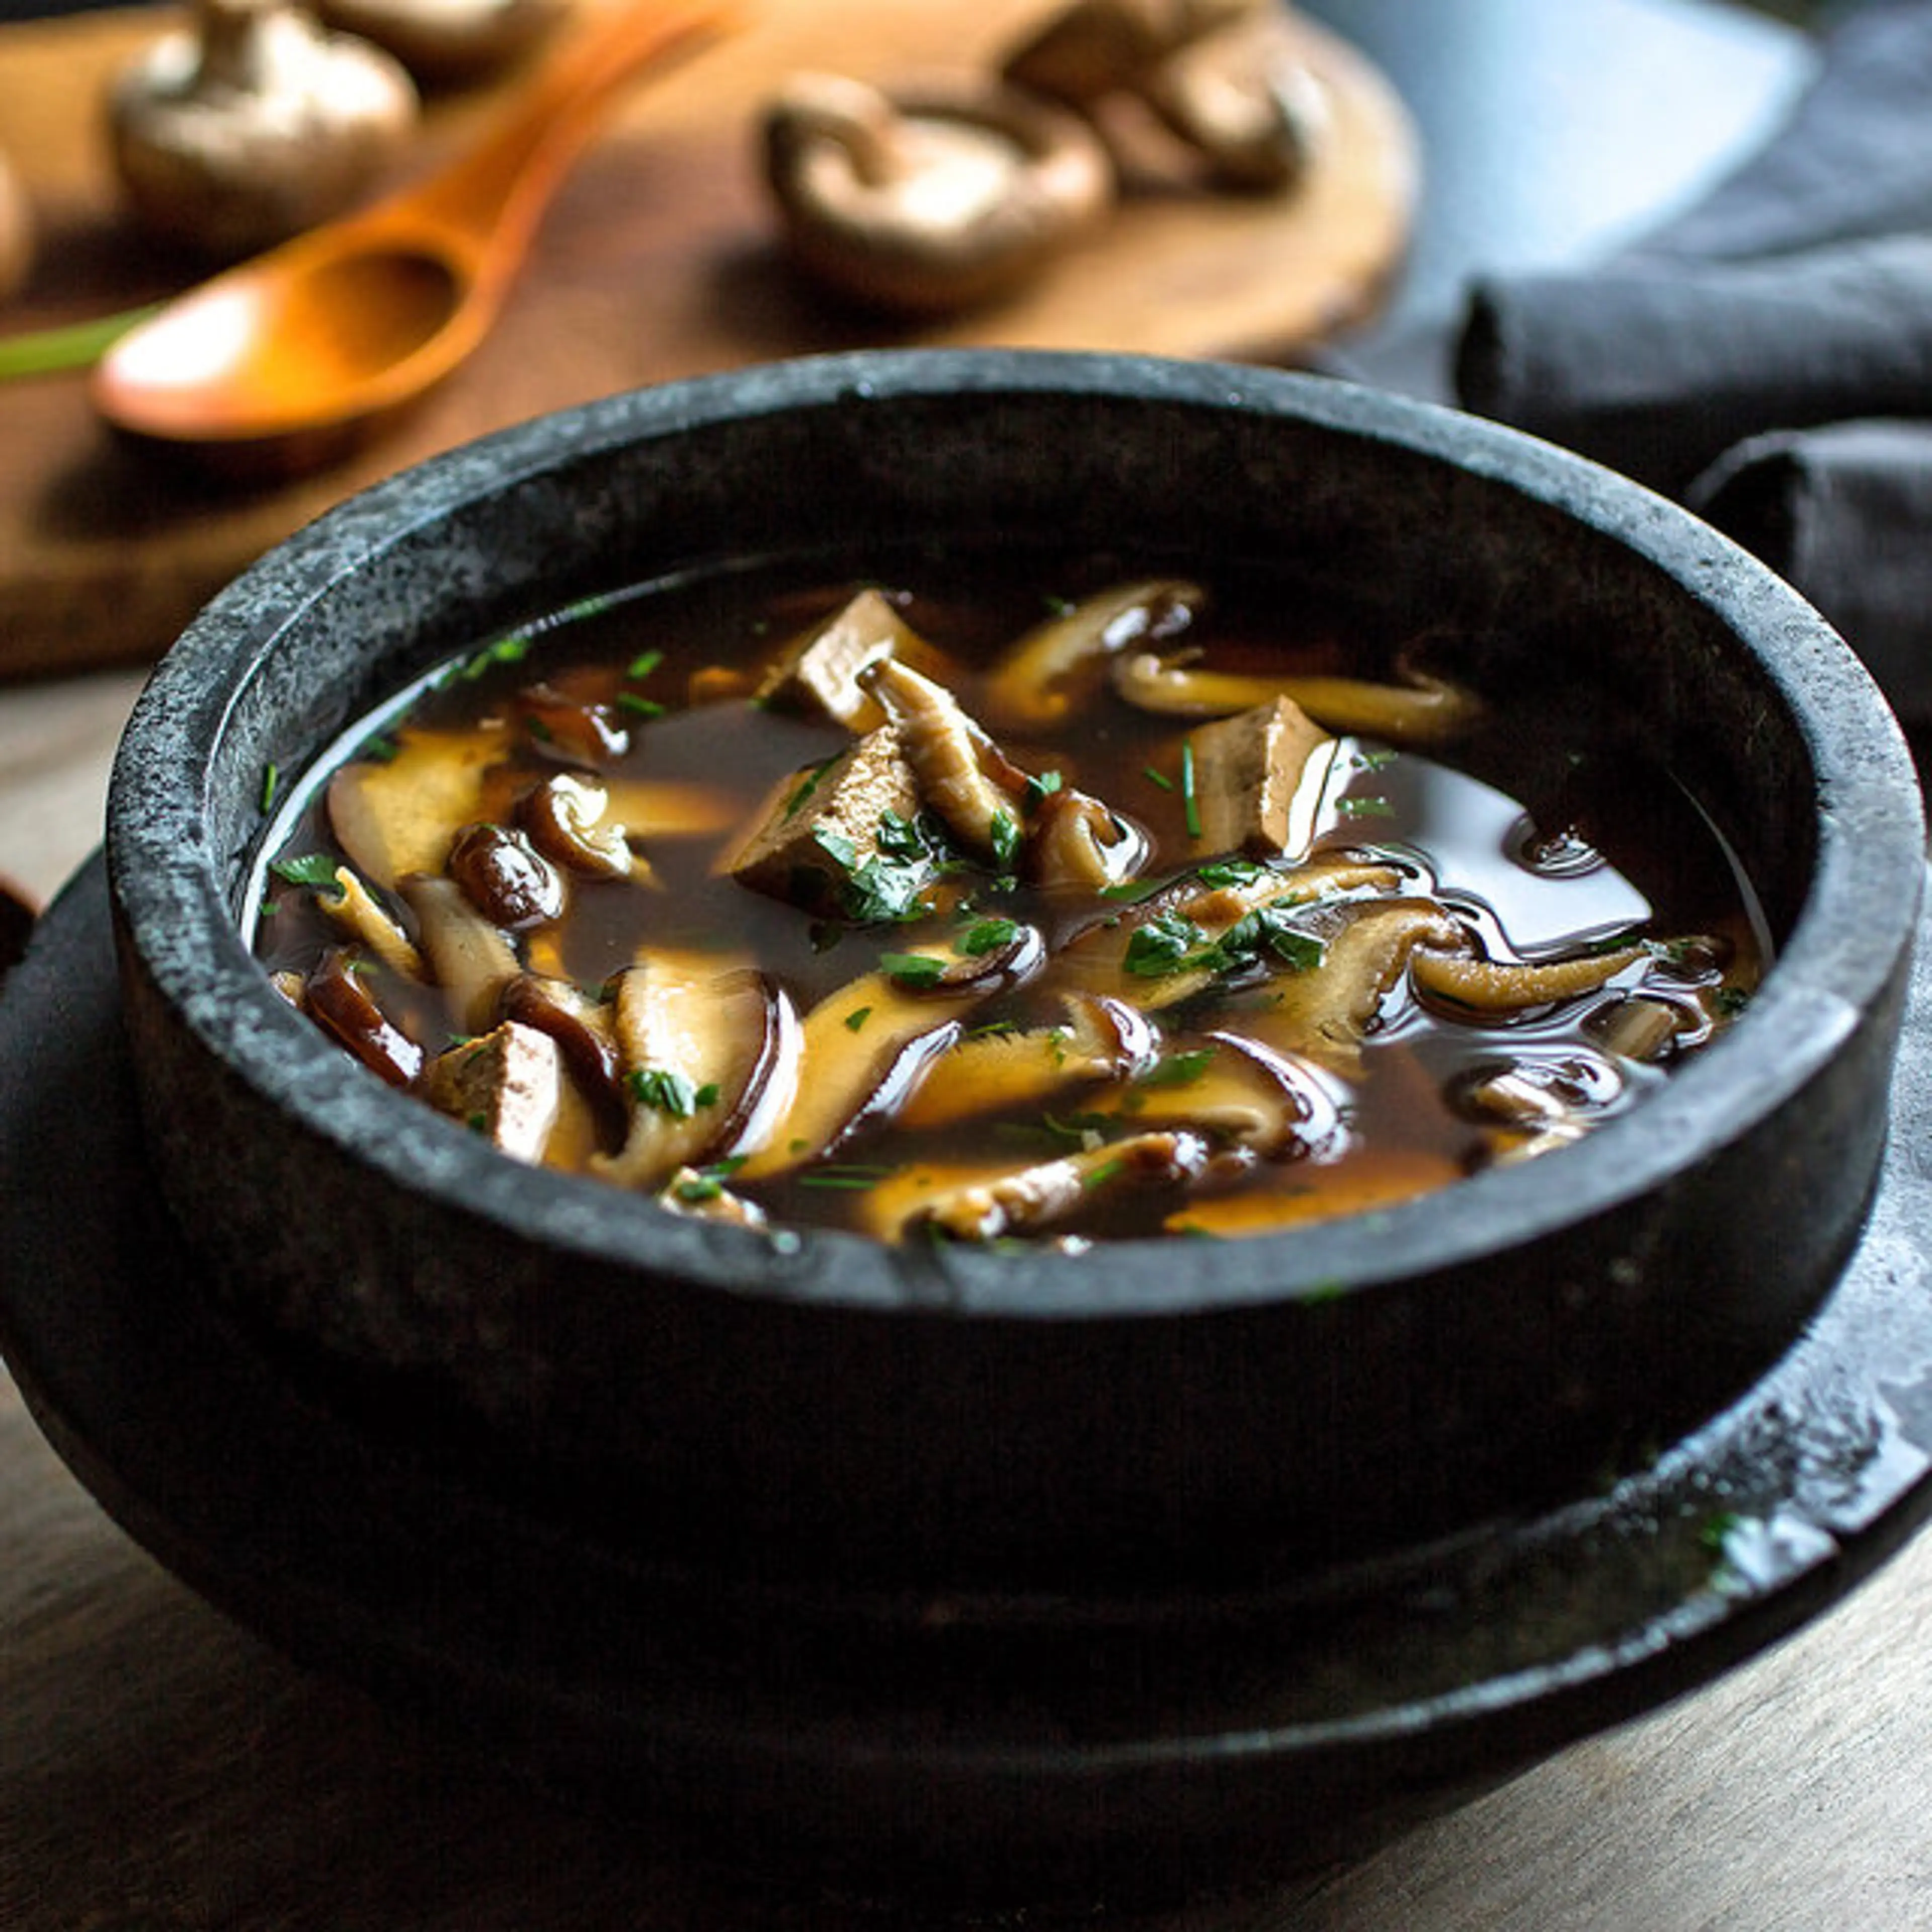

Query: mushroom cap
[[763, 72, 1117, 314], [107, 0, 421, 258], [316, 0, 573, 82]]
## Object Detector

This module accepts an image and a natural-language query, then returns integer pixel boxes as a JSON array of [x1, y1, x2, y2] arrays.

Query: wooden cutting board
[[0, 0, 1415, 680]]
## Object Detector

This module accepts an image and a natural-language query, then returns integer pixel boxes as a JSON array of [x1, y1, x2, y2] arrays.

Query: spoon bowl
[[92, 0, 735, 471]]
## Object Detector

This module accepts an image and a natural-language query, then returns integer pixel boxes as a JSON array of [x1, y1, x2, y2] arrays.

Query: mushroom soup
[[250, 560, 1766, 1246]]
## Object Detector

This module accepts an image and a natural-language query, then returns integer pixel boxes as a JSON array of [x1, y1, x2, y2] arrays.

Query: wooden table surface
[[14, 3, 1932, 1927]]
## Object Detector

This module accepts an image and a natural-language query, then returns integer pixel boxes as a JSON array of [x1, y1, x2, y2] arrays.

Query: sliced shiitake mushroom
[[304, 946, 424, 1087], [1099, 1032, 1323, 1157], [1241, 897, 1469, 1074], [735, 939, 1025, 1180], [1112, 650, 1480, 744], [1054, 851, 1402, 1009], [522, 771, 651, 883], [861, 1128, 1211, 1243], [317, 862, 424, 980], [1409, 942, 1644, 1014], [858, 658, 1029, 863], [981, 578, 1203, 729], [897, 991, 1154, 1130], [397, 871, 521, 1035], [1025, 786, 1151, 892], [593, 952, 800, 1192], [327, 725, 509, 891], [1164, 1146, 1463, 1237]]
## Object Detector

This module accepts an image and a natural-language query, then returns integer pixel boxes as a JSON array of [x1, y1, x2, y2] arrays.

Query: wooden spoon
[[91, 0, 738, 473]]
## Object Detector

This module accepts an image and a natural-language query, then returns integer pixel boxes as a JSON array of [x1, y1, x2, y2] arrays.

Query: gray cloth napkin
[[1453, 0, 1932, 719]]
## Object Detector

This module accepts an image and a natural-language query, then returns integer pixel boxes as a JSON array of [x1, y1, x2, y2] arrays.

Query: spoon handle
[[406, 0, 741, 265]]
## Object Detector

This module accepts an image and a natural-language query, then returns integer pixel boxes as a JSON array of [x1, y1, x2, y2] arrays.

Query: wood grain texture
[[0, 0, 1415, 680]]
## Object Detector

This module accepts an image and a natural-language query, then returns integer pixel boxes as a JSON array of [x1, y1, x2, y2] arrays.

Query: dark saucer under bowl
[[102, 350, 1925, 1595]]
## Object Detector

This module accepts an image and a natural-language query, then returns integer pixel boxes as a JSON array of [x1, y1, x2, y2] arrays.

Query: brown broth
[[250, 557, 1767, 1247]]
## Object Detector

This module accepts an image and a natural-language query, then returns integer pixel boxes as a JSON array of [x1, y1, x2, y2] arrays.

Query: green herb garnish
[[878, 951, 947, 989], [269, 852, 342, 890], [989, 808, 1020, 870], [459, 632, 531, 680], [1136, 1047, 1218, 1089], [1180, 740, 1201, 839], [957, 916, 1019, 956], [626, 1068, 717, 1117]]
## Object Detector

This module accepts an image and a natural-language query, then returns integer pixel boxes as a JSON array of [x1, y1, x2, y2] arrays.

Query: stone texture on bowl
[[106, 350, 1925, 1593]]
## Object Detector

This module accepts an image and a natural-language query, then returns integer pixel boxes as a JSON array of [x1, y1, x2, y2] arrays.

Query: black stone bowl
[[105, 350, 1925, 1600]]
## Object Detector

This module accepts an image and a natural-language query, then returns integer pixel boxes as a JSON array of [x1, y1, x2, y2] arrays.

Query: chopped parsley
[[259, 761, 279, 813], [1024, 770, 1064, 812], [957, 916, 1019, 956], [878, 950, 947, 989], [1338, 794, 1394, 820], [844, 1004, 873, 1032], [626, 1068, 718, 1117], [799, 1163, 898, 1190], [459, 632, 531, 680], [1136, 1047, 1218, 1089], [1123, 905, 1324, 982], [989, 808, 1020, 870], [269, 852, 342, 891], [1180, 740, 1201, 839], [1195, 857, 1265, 889]]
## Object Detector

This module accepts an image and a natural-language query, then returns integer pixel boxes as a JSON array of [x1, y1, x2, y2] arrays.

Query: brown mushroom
[[861, 1128, 1211, 1243], [1138, 9, 1328, 191], [1409, 942, 1644, 1014], [327, 726, 509, 892], [1242, 897, 1470, 1074], [446, 821, 568, 931], [304, 946, 425, 1088], [857, 657, 1029, 862], [1111, 650, 1480, 745], [317, 862, 425, 980], [1025, 785, 1151, 892], [593, 952, 800, 1192], [735, 941, 1010, 1181], [107, 0, 420, 259], [521, 770, 656, 886], [316, 0, 570, 82], [762, 70, 1115, 313], [896, 991, 1154, 1130], [1000, 0, 1255, 107], [981, 578, 1203, 729], [397, 871, 521, 1035]]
